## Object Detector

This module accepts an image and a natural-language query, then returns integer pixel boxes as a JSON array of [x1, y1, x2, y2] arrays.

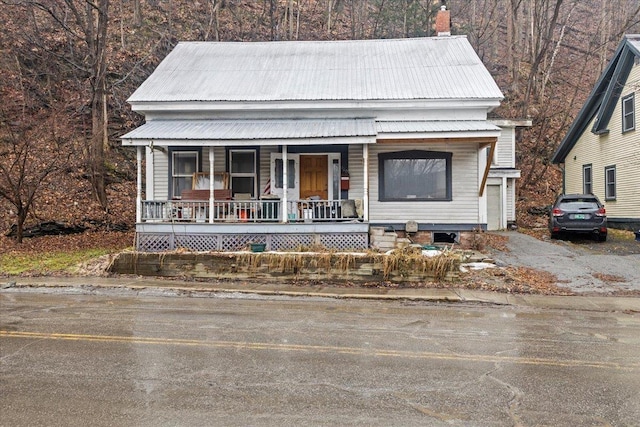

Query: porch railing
[[140, 199, 360, 223]]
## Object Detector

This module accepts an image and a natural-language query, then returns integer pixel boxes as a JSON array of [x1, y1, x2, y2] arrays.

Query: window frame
[[582, 164, 593, 195], [229, 149, 258, 197], [604, 165, 616, 200], [622, 93, 635, 133], [378, 150, 452, 202], [170, 149, 200, 198]]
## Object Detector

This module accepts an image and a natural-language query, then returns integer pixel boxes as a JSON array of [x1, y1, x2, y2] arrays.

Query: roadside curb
[[2, 277, 639, 313]]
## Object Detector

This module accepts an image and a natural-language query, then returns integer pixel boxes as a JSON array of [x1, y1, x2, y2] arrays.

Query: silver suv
[[549, 194, 607, 241]]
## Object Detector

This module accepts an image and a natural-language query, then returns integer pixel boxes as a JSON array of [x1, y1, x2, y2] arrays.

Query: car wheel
[[550, 232, 560, 240], [597, 234, 607, 242]]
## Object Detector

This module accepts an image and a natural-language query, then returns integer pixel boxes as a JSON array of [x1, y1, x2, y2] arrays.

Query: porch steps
[[370, 227, 411, 251]]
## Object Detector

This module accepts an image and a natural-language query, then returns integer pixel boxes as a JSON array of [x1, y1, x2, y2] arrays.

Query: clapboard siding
[[348, 144, 365, 200], [153, 149, 169, 200], [495, 127, 514, 167], [259, 146, 278, 194], [368, 142, 480, 223], [565, 63, 640, 220], [507, 179, 515, 221]]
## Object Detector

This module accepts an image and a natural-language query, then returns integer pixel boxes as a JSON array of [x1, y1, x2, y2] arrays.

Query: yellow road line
[[2, 330, 638, 370]]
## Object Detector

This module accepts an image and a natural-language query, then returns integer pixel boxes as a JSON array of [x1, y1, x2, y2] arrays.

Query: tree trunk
[[134, 0, 142, 27], [87, 0, 110, 210]]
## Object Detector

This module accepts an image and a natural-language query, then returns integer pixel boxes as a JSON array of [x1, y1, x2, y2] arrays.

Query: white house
[[486, 119, 531, 231], [121, 20, 504, 251], [552, 35, 640, 230]]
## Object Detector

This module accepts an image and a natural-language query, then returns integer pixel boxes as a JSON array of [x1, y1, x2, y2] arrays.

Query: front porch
[[135, 220, 369, 252]]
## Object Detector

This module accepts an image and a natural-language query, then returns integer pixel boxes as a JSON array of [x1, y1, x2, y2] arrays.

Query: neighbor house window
[[230, 149, 257, 197], [172, 151, 199, 198], [622, 93, 635, 133], [605, 165, 616, 200], [583, 164, 592, 194], [378, 150, 452, 201]]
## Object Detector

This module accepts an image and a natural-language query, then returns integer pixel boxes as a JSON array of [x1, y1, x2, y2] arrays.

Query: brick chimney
[[435, 5, 451, 36]]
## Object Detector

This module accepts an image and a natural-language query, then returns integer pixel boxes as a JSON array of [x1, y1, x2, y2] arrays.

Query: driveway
[[489, 232, 640, 294]]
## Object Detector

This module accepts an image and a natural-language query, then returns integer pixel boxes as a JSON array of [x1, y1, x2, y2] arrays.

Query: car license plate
[[572, 214, 587, 219]]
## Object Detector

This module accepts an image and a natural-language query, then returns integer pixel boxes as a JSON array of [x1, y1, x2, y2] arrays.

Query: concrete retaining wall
[[108, 252, 460, 283]]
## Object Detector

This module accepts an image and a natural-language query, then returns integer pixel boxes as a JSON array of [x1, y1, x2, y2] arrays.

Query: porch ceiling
[[121, 118, 377, 146]]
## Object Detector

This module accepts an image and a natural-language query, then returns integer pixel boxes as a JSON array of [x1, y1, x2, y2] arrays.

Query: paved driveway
[[490, 232, 640, 294]]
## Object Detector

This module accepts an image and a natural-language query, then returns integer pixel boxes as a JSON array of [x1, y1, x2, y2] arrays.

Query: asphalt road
[[490, 232, 640, 294], [1, 291, 639, 426]]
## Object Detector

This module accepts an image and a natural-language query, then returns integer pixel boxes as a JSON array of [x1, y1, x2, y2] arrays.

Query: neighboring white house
[[486, 119, 531, 231], [121, 20, 504, 251], [552, 35, 640, 230]]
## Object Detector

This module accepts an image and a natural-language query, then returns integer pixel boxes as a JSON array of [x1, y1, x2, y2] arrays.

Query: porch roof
[[120, 118, 377, 146], [376, 120, 501, 139]]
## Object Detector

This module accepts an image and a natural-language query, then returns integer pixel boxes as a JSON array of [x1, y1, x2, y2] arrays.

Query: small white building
[[486, 119, 531, 231]]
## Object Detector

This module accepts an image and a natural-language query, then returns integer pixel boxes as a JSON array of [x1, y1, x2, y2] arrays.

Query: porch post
[[282, 145, 288, 223], [363, 143, 369, 221], [136, 146, 142, 223], [209, 148, 215, 224]]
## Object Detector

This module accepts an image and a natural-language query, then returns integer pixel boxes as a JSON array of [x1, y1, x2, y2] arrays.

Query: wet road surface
[[1, 291, 639, 426]]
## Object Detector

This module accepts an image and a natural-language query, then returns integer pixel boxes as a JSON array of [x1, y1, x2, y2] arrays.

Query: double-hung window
[[583, 164, 592, 195], [378, 150, 452, 201], [622, 93, 635, 133], [172, 151, 199, 198], [605, 165, 616, 200], [230, 149, 257, 197]]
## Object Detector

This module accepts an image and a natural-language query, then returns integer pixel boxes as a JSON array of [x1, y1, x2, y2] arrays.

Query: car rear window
[[559, 199, 599, 210]]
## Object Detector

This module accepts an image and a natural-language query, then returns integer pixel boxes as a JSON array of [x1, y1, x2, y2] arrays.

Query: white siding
[[507, 178, 515, 221], [495, 127, 514, 167], [565, 63, 640, 219], [153, 149, 169, 200], [348, 144, 365, 200], [260, 146, 278, 194], [368, 142, 480, 224]]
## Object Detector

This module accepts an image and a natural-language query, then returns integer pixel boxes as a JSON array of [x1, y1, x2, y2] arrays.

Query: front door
[[300, 155, 328, 200]]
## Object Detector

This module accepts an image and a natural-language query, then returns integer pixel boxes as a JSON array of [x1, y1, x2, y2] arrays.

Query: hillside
[[1, 0, 640, 245]]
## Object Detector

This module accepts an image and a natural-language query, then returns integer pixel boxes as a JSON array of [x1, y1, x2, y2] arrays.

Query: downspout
[[282, 145, 288, 223], [363, 143, 369, 221], [209, 148, 215, 224], [560, 162, 566, 194], [502, 176, 507, 229], [136, 146, 142, 223]]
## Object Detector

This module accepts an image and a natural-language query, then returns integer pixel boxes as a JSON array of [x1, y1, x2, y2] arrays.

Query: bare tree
[[12, 0, 111, 210], [0, 108, 71, 243]]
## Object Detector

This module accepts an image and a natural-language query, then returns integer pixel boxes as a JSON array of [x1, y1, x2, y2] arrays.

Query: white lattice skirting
[[136, 232, 369, 252]]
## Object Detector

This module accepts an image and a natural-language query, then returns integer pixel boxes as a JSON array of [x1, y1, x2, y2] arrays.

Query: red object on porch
[[341, 176, 350, 190]]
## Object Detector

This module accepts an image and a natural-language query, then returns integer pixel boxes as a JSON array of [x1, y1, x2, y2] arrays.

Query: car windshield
[[559, 199, 599, 210]]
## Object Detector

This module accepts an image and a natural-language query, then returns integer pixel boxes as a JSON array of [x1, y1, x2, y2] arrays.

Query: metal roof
[[121, 119, 377, 145], [121, 118, 502, 146], [376, 120, 500, 133], [128, 37, 503, 103]]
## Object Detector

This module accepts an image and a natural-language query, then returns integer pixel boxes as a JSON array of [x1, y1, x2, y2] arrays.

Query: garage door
[[487, 185, 502, 231]]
